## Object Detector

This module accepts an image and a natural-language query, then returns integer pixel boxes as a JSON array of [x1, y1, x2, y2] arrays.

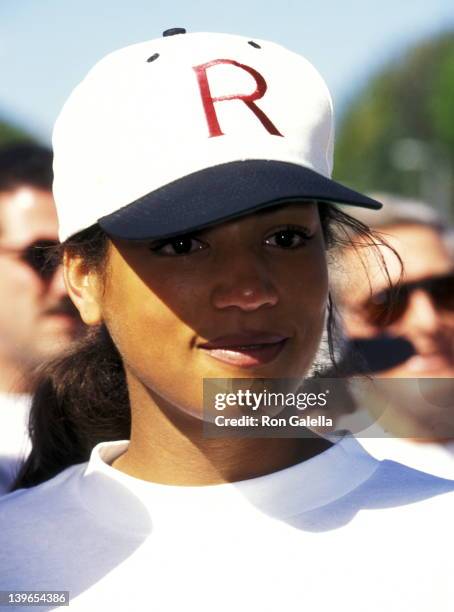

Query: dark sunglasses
[[362, 272, 454, 327], [0, 239, 60, 280]]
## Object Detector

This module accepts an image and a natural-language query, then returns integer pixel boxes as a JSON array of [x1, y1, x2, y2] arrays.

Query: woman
[[1, 30, 453, 612]]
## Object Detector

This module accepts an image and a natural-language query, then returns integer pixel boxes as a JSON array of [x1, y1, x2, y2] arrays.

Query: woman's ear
[[63, 253, 103, 325]]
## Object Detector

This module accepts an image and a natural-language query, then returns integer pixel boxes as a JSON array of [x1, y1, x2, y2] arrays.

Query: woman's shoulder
[[0, 461, 88, 520]]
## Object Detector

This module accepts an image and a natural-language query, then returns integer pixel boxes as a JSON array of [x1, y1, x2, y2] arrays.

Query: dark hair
[[12, 204, 400, 490], [0, 143, 53, 193]]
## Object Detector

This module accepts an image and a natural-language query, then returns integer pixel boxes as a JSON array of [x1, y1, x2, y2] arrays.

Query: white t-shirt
[[331, 391, 454, 479], [0, 393, 31, 495], [0, 434, 453, 611], [359, 434, 454, 479]]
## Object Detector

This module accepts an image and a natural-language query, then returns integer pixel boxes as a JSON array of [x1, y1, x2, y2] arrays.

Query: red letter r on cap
[[193, 59, 283, 138]]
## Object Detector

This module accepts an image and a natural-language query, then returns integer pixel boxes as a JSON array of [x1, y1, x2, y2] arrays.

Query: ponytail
[[12, 325, 129, 490]]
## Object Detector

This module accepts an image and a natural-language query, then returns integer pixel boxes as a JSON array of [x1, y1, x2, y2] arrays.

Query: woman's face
[[77, 202, 328, 418]]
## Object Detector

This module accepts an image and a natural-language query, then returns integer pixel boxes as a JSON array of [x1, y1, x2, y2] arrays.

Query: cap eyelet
[[248, 40, 261, 49], [163, 27, 186, 37], [146, 53, 160, 63]]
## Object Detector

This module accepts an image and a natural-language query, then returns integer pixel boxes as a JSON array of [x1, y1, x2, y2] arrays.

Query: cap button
[[162, 28, 187, 37]]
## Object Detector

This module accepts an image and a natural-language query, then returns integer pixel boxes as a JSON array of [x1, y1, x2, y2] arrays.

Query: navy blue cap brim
[[98, 160, 382, 240]]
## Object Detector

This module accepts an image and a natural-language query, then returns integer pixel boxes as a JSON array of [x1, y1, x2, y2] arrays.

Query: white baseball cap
[[52, 28, 381, 242]]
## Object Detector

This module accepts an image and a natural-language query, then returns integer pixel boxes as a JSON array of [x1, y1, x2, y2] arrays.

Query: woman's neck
[[112, 378, 332, 485]]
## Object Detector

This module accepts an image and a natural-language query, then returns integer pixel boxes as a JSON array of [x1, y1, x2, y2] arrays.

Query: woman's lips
[[198, 334, 289, 368]]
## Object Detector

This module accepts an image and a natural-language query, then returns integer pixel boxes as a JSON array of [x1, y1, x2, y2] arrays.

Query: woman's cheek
[[284, 249, 328, 313]]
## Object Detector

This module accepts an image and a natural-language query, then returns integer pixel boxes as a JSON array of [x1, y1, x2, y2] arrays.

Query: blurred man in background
[[334, 194, 454, 477], [0, 143, 83, 494]]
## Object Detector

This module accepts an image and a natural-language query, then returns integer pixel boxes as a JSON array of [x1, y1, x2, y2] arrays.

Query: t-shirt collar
[[79, 434, 379, 535]]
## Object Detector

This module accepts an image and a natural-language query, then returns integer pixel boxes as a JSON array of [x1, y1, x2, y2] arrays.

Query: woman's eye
[[265, 228, 313, 249], [150, 236, 206, 256]]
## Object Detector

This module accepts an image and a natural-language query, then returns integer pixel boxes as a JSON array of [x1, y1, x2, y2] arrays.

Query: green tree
[[334, 31, 454, 215], [0, 117, 34, 147]]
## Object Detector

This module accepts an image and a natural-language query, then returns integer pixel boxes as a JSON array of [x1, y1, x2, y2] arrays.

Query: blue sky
[[1, 0, 453, 142]]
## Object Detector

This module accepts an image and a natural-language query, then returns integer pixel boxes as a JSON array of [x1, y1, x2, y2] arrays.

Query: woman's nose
[[211, 257, 279, 312]]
